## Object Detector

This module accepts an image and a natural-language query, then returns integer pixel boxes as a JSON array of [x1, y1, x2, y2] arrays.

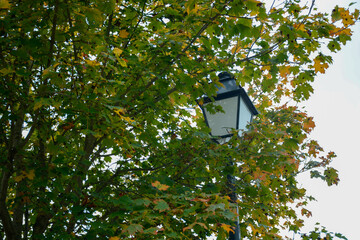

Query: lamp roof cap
[[218, 72, 233, 82]]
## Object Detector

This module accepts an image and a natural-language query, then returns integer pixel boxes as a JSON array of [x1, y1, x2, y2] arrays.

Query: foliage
[[300, 223, 348, 240], [0, 0, 358, 239]]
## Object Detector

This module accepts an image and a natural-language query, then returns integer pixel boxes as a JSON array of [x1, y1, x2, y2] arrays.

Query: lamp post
[[199, 72, 258, 240]]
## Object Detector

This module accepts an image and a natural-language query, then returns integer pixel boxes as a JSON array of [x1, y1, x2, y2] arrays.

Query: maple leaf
[[303, 117, 316, 132], [221, 223, 235, 234], [85, 59, 100, 67], [313, 58, 329, 74], [118, 58, 128, 67], [113, 47, 123, 57], [0, 68, 14, 75], [294, 23, 306, 32], [62, 122, 75, 131], [301, 208, 312, 218], [118, 30, 129, 38], [14, 170, 35, 182], [154, 199, 170, 212], [151, 181, 170, 191], [123, 224, 143, 235], [0, 0, 10, 9], [183, 222, 208, 232], [113, 108, 125, 117], [109, 237, 120, 240], [231, 44, 240, 54], [340, 9, 355, 26], [329, 27, 352, 37], [25, 170, 35, 180], [324, 167, 340, 186], [14, 175, 25, 182], [279, 65, 290, 78]]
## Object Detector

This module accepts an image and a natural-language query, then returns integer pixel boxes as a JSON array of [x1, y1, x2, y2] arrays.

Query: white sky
[[295, 0, 360, 239]]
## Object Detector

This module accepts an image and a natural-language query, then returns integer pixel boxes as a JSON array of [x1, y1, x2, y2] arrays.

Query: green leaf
[[123, 224, 143, 235], [154, 199, 170, 212], [206, 203, 225, 213]]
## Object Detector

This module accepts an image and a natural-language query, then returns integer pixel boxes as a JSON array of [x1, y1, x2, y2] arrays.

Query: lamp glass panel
[[237, 97, 253, 134], [205, 96, 238, 137]]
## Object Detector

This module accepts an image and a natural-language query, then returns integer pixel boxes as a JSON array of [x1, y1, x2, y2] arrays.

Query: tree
[[0, 0, 358, 239]]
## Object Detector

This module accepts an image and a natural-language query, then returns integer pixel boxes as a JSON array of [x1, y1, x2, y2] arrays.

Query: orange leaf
[[301, 208, 312, 218], [14, 170, 35, 182], [329, 27, 352, 37], [119, 30, 129, 38], [183, 222, 208, 232], [231, 45, 240, 54], [25, 170, 35, 180], [303, 117, 315, 132], [151, 181, 170, 191]]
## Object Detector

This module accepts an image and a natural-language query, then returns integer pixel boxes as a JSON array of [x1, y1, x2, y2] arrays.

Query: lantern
[[200, 72, 258, 138]]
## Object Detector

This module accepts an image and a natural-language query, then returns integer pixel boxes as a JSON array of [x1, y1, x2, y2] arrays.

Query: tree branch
[[133, 1, 232, 101], [0, 170, 19, 240], [47, 0, 59, 68]]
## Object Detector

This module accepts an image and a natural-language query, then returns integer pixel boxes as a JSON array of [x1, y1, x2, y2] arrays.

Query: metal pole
[[227, 163, 241, 240]]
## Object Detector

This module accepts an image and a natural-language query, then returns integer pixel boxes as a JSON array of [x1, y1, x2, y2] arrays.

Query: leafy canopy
[[0, 0, 358, 239]]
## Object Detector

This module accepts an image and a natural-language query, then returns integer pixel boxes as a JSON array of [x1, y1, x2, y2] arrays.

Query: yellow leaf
[[118, 30, 129, 38], [109, 237, 120, 240], [0, 68, 14, 75], [191, 4, 199, 14], [85, 59, 100, 67], [329, 27, 352, 37], [340, 28, 352, 36], [42, 67, 51, 76], [313, 58, 329, 74], [231, 45, 240, 54], [113, 47, 123, 57], [329, 26, 340, 36], [34, 100, 43, 111], [118, 58, 128, 67], [120, 116, 134, 123], [279, 65, 290, 78], [53, 101, 61, 109], [25, 170, 35, 180], [340, 9, 355, 26], [114, 108, 125, 117], [221, 224, 235, 234], [53, 62, 60, 69], [261, 65, 271, 72], [169, 96, 175, 105], [0, 0, 10, 9], [294, 23, 306, 32], [15, 170, 35, 182], [14, 175, 25, 182]]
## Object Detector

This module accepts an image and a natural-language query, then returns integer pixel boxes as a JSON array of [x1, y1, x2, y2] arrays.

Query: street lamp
[[200, 72, 259, 139], [199, 72, 258, 240]]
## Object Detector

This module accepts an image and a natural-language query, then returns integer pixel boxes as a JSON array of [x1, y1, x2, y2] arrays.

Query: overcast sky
[[294, 0, 360, 239]]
